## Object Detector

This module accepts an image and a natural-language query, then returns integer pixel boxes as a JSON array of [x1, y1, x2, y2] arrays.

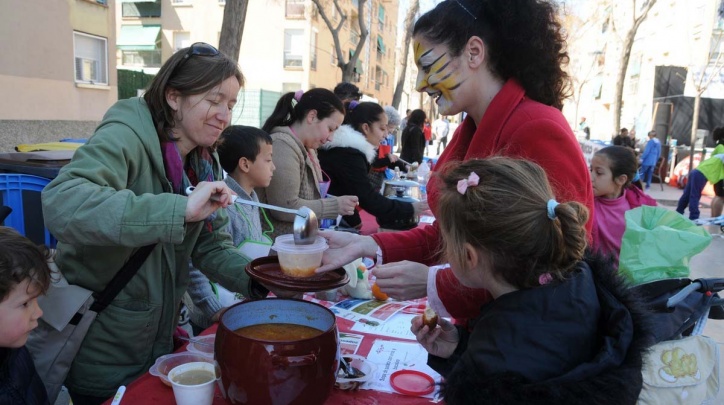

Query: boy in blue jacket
[[639, 130, 661, 189], [0, 226, 52, 405]]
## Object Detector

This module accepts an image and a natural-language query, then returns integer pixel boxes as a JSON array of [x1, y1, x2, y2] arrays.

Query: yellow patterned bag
[[638, 335, 720, 404]]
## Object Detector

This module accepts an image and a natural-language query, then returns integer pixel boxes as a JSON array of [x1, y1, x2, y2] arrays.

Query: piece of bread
[[421, 307, 438, 329]]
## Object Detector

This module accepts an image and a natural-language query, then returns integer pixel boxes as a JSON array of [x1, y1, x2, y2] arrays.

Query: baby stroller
[[631, 277, 724, 404]]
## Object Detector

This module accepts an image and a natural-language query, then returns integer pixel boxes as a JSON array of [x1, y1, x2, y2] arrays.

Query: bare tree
[[687, 28, 724, 169], [392, 0, 420, 109], [311, 0, 368, 83], [218, 0, 250, 61], [611, 0, 658, 134]]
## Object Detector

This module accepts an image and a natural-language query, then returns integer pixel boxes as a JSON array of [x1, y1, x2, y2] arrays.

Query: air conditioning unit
[[75, 57, 97, 83]]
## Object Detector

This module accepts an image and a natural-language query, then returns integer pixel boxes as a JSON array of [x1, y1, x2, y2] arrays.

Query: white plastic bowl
[[149, 352, 215, 387], [273, 235, 328, 278], [186, 334, 215, 357], [335, 354, 377, 390]]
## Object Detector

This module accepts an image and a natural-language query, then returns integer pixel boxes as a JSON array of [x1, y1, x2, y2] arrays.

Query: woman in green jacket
[[41, 43, 266, 404]]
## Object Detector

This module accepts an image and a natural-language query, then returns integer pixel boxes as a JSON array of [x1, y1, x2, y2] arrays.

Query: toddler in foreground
[[411, 157, 652, 405], [0, 226, 52, 405]]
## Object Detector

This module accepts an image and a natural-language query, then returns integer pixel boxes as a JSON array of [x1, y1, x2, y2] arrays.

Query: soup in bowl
[[215, 298, 339, 405]]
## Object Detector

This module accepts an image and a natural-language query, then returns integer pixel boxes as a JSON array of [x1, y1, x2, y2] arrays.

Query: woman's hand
[[316, 231, 378, 273], [371, 261, 429, 300], [185, 181, 235, 223], [336, 195, 359, 216], [411, 315, 459, 359], [388, 153, 399, 163], [412, 201, 429, 214]]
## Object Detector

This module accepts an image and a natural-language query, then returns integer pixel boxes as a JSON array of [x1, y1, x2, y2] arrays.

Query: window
[[174, 31, 191, 52], [286, 0, 305, 19], [74, 32, 108, 85], [284, 29, 304, 68], [121, 50, 161, 67], [375, 66, 382, 91], [377, 5, 385, 32], [122, 1, 161, 18], [310, 30, 318, 70]]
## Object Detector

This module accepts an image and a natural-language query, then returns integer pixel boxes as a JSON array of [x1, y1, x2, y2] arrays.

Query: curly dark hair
[[0, 227, 52, 301], [413, 0, 571, 109]]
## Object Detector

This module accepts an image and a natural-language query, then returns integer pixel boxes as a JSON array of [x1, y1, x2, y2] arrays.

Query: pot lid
[[389, 369, 435, 396], [384, 179, 420, 187]]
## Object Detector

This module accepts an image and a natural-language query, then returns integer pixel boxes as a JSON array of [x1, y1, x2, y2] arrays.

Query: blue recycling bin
[[0, 153, 70, 247]]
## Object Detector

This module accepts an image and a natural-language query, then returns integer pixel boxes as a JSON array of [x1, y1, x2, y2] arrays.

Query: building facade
[[565, 0, 723, 145], [0, 0, 117, 151], [116, 0, 399, 126]]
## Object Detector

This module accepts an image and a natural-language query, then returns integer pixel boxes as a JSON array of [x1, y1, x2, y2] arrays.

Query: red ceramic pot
[[216, 298, 339, 405]]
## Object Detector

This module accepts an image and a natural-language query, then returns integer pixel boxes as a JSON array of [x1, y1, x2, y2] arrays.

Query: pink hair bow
[[456, 172, 480, 195]]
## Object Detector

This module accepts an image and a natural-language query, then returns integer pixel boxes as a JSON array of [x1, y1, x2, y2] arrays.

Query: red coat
[[372, 79, 595, 320]]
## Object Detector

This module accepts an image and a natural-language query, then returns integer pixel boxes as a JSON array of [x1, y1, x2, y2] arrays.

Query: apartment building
[[116, 0, 399, 118], [0, 0, 117, 151], [566, 0, 723, 144]]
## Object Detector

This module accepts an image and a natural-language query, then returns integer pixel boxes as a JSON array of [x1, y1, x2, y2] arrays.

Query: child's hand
[[411, 315, 459, 359]]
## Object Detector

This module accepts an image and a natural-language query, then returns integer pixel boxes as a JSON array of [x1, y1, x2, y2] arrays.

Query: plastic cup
[[273, 235, 328, 278], [168, 361, 218, 405]]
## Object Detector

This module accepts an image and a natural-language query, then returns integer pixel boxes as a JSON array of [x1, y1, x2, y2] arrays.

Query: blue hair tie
[[348, 100, 359, 110], [632, 170, 641, 182], [547, 199, 559, 220]]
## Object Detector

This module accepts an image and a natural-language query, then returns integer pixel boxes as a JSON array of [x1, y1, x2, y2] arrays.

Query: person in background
[[639, 130, 661, 190], [676, 127, 724, 220], [399, 109, 427, 164], [41, 43, 267, 404], [259, 88, 358, 238], [398, 109, 412, 153], [579, 116, 590, 140], [317, 0, 594, 326], [319, 102, 426, 229], [185, 126, 275, 334], [709, 128, 724, 218], [423, 119, 433, 156], [433, 116, 450, 155], [368, 106, 403, 192], [333, 82, 362, 104], [613, 127, 635, 149], [0, 227, 52, 405], [411, 158, 651, 405], [591, 146, 656, 262]]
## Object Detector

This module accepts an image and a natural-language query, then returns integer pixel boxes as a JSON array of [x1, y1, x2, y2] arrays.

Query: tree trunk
[[392, 0, 419, 109], [312, 0, 367, 85], [612, 0, 657, 134], [218, 0, 250, 62], [689, 91, 702, 171]]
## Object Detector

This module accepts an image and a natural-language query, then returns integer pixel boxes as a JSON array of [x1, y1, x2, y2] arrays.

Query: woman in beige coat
[[259, 88, 358, 237]]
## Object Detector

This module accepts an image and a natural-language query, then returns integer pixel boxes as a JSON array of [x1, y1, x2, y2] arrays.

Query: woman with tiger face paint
[[317, 0, 594, 324]]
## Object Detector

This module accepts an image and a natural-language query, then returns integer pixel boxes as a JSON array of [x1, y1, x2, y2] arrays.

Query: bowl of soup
[[215, 298, 339, 405]]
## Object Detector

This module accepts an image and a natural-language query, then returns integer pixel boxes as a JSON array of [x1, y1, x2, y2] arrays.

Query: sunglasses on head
[[172, 42, 221, 74]]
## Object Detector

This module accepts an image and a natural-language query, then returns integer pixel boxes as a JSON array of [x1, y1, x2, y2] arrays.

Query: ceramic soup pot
[[216, 298, 339, 405]]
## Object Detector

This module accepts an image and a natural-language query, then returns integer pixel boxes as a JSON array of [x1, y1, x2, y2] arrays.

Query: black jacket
[[319, 125, 415, 228], [0, 347, 49, 405], [399, 125, 426, 164], [429, 255, 653, 405]]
